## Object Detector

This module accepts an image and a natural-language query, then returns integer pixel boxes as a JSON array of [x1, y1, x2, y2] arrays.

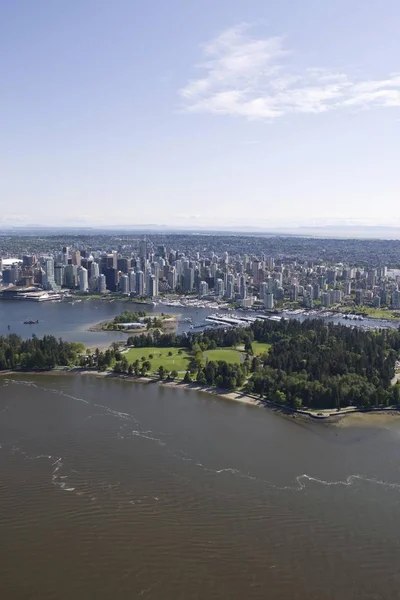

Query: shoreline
[[1, 368, 400, 423]]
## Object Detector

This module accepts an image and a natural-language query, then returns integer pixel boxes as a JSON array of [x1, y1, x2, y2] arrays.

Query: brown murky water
[[1, 374, 400, 599]]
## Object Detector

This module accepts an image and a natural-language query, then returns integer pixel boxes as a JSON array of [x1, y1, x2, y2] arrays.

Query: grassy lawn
[[124, 347, 191, 372], [204, 348, 242, 364], [252, 341, 272, 355], [235, 342, 271, 355], [337, 306, 400, 320]]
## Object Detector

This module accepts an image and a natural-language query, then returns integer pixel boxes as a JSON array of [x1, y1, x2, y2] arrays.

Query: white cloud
[[180, 24, 400, 120]]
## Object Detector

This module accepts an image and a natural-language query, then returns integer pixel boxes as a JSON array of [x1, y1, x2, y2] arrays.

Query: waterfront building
[[129, 271, 136, 294], [264, 292, 274, 309], [43, 258, 58, 291], [97, 274, 106, 294], [392, 290, 400, 309], [199, 280, 209, 297], [215, 278, 225, 297], [148, 275, 158, 298], [78, 267, 89, 292], [105, 268, 118, 293], [372, 295, 381, 307], [119, 274, 130, 295], [136, 270, 144, 296]]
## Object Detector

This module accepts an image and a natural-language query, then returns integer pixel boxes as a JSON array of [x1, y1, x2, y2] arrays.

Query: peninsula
[[2, 316, 400, 420]]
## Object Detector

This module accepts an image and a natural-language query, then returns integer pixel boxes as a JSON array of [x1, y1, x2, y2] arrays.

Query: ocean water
[[1, 374, 400, 599]]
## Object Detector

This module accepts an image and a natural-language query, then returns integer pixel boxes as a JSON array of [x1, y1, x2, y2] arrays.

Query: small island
[[88, 310, 178, 334]]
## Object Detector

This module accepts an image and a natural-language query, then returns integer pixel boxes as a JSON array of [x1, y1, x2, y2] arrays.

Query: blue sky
[[1, 0, 400, 229]]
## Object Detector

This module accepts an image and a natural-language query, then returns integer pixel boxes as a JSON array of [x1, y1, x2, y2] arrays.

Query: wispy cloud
[[180, 24, 400, 119]]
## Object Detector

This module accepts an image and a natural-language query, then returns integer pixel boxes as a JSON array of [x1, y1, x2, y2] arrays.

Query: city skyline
[[1, 1, 400, 228]]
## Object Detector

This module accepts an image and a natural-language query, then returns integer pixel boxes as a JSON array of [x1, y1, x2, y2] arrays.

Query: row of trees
[[0, 334, 84, 371], [112, 310, 146, 323]]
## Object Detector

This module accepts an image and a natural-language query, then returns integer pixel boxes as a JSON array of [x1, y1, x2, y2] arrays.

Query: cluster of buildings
[[1, 239, 400, 311]]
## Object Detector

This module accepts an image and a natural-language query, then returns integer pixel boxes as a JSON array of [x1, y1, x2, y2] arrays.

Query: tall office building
[[117, 258, 131, 273], [78, 267, 88, 292], [139, 238, 147, 259], [368, 269, 377, 287], [129, 271, 136, 294], [355, 289, 364, 305], [91, 262, 99, 279], [54, 263, 65, 287], [327, 269, 337, 284], [43, 258, 58, 290], [97, 274, 106, 294], [239, 275, 246, 299], [392, 290, 400, 309], [265, 257, 275, 270], [226, 274, 235, 299], [105, 268, 118, 292], [259, 281, 268, 300], [62, 247, 70, 265], [264, 293, 274, 309], [290, 284, 298, 302], [252, 260, 261, 285], [215, 278, 225, 297], [199, 281, 209, 297], [136, 270, 144, 296], [64, 265, 78, 289], [167, 267, 177, 290], [183, 268, 194, 292], [148, 275, 158, 298], [72, 250, 81, 267], [344, 281, 352, 296], [119, 274, 130, 295]]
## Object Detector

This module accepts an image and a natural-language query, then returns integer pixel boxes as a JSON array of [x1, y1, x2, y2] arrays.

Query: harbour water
[[0, 298, 398, 350], [0, 299, 213, 346], [1, 374, 400, 599]]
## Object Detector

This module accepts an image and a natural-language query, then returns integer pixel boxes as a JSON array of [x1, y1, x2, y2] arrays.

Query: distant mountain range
[[1, 224, 400, 239]]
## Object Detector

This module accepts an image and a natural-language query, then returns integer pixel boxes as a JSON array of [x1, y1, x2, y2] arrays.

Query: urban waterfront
[[1, 374, 400, 599], [0, 298, 399, 349]]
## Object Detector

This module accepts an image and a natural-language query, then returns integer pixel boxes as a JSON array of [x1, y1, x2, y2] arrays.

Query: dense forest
[[0, 334, 84, 371], [126, 319, 400, 409]]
